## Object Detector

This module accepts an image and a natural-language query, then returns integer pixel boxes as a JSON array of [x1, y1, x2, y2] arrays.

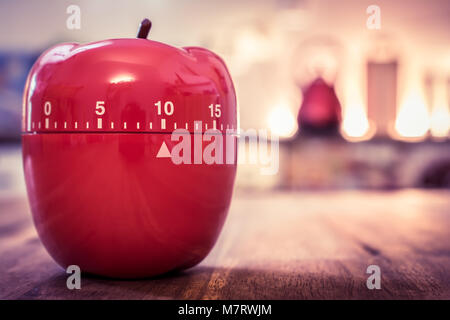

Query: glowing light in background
[[340, 58, 374, 142], [394, 84, 430, 141], [234, 28, 273, 64], [341, 103, 374, 141], [430, 78, 450, 139], [227, 26, 276, 76], [267, 102, 297, 138]]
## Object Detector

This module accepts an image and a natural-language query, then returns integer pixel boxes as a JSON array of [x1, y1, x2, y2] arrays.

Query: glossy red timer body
[[22, 25, 237, 278]]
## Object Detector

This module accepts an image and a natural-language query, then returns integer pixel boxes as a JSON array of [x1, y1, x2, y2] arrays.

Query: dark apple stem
[[137, 18, 152, 39]]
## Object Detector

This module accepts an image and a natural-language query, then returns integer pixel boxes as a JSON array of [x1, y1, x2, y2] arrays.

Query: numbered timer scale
[[31, 100, 230, 133], [22, 19, 238, 278]]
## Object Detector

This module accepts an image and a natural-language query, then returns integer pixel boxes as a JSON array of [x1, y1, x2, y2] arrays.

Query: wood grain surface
[[0, 190, 449, 299]]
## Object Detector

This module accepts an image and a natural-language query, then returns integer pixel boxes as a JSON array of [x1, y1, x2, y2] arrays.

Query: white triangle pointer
[[156, 141, 171, 158]]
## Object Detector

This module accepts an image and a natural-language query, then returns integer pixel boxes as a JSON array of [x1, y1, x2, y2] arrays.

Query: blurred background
[[0, 0, 449, 198]]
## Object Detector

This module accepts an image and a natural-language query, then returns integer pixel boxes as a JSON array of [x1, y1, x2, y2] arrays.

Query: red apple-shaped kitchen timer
[[22, 19, 237, 278]]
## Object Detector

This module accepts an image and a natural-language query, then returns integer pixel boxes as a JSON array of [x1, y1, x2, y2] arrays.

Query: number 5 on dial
[[95, 101, 105, 115]]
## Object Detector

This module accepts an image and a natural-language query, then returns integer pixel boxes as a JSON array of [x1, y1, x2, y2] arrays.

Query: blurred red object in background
[[298, 78, 342, 135]]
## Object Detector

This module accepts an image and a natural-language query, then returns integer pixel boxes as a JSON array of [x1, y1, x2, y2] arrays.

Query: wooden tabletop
[[1, 190, 449, 299]]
